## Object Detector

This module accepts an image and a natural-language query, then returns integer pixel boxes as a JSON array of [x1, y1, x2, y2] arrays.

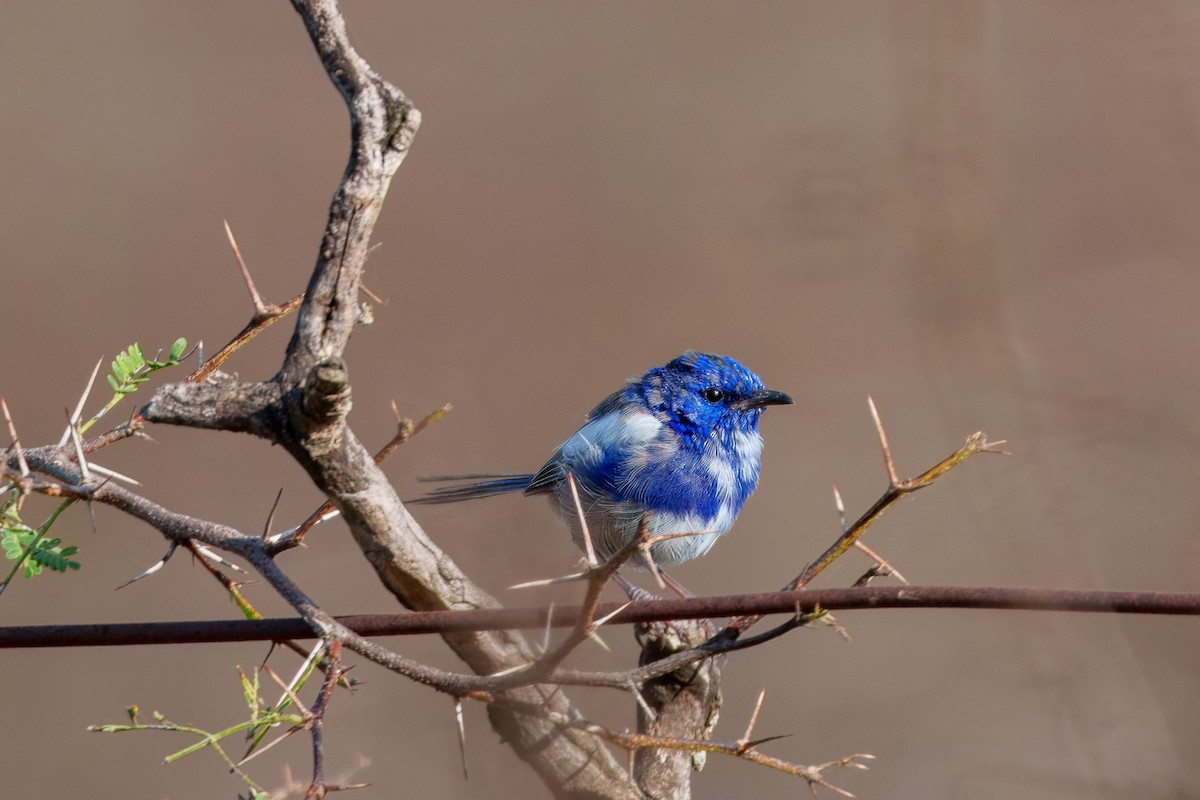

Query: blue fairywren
[[412, 351, 792, 569]]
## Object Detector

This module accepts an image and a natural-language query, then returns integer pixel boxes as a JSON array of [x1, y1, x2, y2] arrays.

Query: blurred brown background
[[3, 2, 1199, 798]]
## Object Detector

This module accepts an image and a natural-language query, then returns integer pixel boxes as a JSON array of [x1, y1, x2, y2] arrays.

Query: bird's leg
[[615, 571, 651, 601], [660, 569, 694, 599], [615, 568, 694, 600]]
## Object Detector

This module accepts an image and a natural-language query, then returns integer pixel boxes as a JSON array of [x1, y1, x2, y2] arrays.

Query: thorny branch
[[5, 397, 1004, 800], [0, 0, 1020, 797], [479, 693, 874, 799], [304, 639, 348, 800], [716, 415, 1006, 643], [267, 402, 452, 553], [7, 0, 636, 794], [5, 314, 1003, 794]]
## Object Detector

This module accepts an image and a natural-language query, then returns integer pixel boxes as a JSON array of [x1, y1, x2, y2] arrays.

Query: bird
[[410, 351, 792, 573]]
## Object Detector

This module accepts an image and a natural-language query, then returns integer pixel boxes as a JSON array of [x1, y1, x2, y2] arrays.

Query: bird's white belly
[[548, 494, 732, 567]]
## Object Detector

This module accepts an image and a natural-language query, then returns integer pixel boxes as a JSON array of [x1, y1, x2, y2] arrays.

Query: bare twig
[[224, 220, 273, 318], [186, 293, 305, 384], [742, 688, 767, 745], [2, 397, 29, 480], [585, 722, 871, 798], [59, 358, 103, 447], [273, 403, 450, 551], [65, 409, 91, 485], [718, 412, 1006, 640], [262, 488, 286, 538], [852, 540, 908, 585], [0, 2, 1027, 797], [835, 484, 909, 583], [868, 396, 898, 486], [263, 663, 313, 717], [568, 473, 597, 565], [305, 638, 342, 800], [84, 462, 141, 486], [489, 692, 873, 798], [492, 512, 648, 680], [185, 540, 261, 621]]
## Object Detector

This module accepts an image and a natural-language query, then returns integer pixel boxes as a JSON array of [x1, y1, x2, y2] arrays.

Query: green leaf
[[81, 337, 189, 436], [3, 526, 81, 576], [239, 667, 259, 711], [28, 537, 81, 573], [1, 527, 28, 560]]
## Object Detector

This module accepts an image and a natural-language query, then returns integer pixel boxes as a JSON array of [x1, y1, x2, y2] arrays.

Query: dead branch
[[0, 2, 1036, 798]]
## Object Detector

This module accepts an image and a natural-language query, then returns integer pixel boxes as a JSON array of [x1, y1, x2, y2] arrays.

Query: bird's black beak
[[731, 389, 794, 411]]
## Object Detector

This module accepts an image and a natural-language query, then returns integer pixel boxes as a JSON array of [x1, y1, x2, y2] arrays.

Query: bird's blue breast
[[550, 403, 761, 527], [616, 445, 726, 521]]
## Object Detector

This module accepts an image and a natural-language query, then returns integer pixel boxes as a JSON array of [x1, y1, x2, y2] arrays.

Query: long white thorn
[[115, 542, 178, 590], [60, 358, 104, 447], [509, 571, 588, 590], [67, 411, 91, 485], [568, 472, 596, 566], [454, 697, 468, 779], [87, 462, 142, 486]]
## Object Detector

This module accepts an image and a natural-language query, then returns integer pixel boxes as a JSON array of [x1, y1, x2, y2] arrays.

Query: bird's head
[[636, 351, 792, 449]]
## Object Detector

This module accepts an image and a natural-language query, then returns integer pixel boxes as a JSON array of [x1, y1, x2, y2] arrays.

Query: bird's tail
[[407, 473, 536, 504]]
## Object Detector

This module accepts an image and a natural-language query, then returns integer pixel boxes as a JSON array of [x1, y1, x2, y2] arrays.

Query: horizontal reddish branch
[[3, 585, 1196, 649]]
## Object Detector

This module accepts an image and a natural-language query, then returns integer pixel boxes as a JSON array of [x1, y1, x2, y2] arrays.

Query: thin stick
[[852, 540, 908, 585], [59, 358, 103, 447], [742, 688, 767, 744], [719, 428, 1005, 640], [567, 473, 596, 565], [262, 488, 285, 538], [2, 398, 28, 478], [868, 396, 898, 487], [224, 220, 270, 317], [275, 403, 450, 550], [66, 409, 91, 485]]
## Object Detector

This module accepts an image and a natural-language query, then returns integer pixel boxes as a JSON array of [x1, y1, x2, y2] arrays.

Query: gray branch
[[635, 619, 724, 799], [280, 0, 419, 387], [143, 379, 281, 437], [3, 1, 729, 795], [137, 0, 643, 795]]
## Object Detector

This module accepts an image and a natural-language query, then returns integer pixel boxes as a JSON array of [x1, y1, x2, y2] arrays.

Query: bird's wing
[[526, 405, 664, 499]]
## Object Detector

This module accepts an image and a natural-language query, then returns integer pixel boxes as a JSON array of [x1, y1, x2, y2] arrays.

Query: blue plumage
[[412, 351, 791, 567]]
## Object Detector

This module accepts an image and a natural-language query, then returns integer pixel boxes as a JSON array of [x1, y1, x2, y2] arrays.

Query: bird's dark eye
[[702, 387, 724, 403]]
